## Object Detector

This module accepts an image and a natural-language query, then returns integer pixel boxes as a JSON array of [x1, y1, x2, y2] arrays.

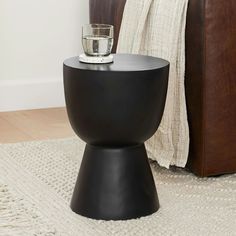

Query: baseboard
[[0, 79, 65, 112]]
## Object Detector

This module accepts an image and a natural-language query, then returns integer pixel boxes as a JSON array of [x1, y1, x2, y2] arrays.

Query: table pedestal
[[70, 144, 159, 220]]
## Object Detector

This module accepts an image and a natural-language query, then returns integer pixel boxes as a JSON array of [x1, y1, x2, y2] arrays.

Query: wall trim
[[0, 78, 65, 112]]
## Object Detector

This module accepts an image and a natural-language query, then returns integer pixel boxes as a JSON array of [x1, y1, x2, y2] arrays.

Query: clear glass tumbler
[[82, 24, 114, 57]]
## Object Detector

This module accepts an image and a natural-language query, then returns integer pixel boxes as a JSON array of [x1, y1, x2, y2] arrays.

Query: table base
[[70, 143, 159, 220]]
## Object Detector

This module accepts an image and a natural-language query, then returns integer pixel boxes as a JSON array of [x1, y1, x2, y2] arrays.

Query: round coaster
[[79, 54, 113, 64]]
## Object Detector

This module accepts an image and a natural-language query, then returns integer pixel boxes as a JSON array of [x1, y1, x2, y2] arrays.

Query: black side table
[[63, 54, 169, 220]]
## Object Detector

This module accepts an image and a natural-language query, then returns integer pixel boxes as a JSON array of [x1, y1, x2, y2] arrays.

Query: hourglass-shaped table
[[63, 54, 169, 220]]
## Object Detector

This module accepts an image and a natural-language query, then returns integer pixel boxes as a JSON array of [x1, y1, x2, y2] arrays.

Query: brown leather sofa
[[89, 0, 236, 177]]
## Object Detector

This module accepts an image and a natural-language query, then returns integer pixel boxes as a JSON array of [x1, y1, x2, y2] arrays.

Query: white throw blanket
[[117, 0, 189, 168]]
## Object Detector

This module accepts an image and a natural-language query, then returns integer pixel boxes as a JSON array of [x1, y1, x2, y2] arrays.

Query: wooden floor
[[0, 107, 75, 143]]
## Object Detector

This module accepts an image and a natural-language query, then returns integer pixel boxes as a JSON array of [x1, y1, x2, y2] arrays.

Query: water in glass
[[82, 35, 113, 57]]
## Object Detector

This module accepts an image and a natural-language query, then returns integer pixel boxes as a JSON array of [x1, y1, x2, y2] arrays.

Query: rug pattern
[[0, 138, 235, 236]]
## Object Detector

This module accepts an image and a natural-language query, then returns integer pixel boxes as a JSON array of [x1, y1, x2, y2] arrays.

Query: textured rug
[[0, 138, 235, 236]]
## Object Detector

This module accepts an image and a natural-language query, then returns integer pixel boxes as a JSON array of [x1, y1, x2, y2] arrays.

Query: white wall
[[0, 0, 89, 111]]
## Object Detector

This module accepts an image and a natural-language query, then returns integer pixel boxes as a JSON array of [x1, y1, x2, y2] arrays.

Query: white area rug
[[0, 138, 235, 236]]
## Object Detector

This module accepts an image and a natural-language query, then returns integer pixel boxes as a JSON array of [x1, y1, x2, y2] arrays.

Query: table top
[[63, 54, 169, 72]]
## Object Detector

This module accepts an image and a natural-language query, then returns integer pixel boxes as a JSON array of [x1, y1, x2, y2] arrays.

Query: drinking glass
[[82, 24, 114, 57]]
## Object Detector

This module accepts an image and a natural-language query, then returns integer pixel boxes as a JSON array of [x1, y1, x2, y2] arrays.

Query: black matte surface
[[64, 54, 169, 72], [71, 144, 159, 220], [63, 54, 169, 220], [64, 54, 169, 146]]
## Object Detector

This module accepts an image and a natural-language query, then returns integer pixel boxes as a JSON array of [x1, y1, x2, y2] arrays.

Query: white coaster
[[79, 54, 113, 64]]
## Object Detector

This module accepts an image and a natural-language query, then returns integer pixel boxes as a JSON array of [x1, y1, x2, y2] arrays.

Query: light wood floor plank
[[0, 107, 74, 143], [0, 116, 32, 143]]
